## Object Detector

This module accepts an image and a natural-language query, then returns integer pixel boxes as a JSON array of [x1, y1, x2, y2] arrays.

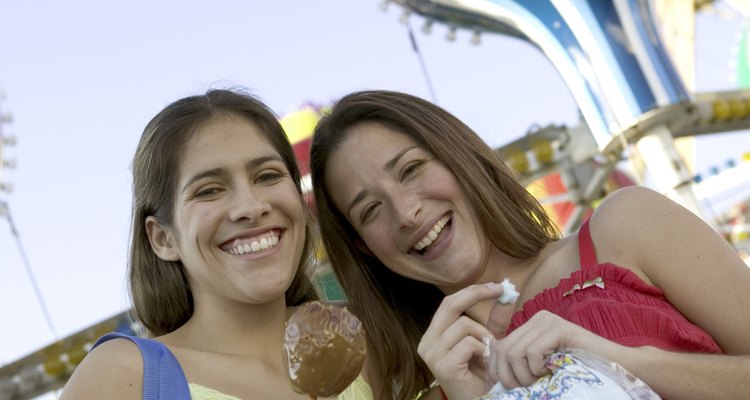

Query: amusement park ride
[[2, 1, 750, 399], [0, 92, 14, 202]]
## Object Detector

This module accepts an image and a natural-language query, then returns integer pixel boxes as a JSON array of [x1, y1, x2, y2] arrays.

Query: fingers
[[424, 333, 490, 400], [485, 301, 512, 338], [503, 327, 552, 386], [488, 311, 573, 388], [489, 334, 547, 388], [439, 282, 504, 319], [489, 310, 619, 388], [425, 315, 489, 353], [417, 283, 505, 397], [507, 352, 544, 387], [421, 283, 502, 346], [432, 332, 488, 372], [419, 315, 492, 367], [525, 345, 549, 377], [418, 315, 492, 399]]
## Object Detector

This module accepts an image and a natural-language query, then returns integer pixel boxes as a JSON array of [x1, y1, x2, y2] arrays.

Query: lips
[[221, 229, 282, 255], [411, 214, 451, 254]]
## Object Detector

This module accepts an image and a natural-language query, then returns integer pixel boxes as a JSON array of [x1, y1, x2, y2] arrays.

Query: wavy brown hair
[[130, 88, 318, 337], [310, 90, 559, 399]]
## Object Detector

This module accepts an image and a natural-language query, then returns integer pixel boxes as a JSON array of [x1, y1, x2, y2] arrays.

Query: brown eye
[[400, 160, 424, 181], [360, 202, 380, 224], [255, 170, 286, 184], [195, 187, 221, 198]]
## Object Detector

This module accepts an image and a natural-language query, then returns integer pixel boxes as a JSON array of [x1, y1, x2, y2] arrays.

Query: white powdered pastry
[[498, 278, 519, 304]]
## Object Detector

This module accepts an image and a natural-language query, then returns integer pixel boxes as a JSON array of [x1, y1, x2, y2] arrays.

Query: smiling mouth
[[224, 230, 281, 255], [412, 214, 451, 255]]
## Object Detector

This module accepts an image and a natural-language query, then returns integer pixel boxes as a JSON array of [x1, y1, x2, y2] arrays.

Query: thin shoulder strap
[[578, 218, 598, 269], [93, 332, 191, 400]]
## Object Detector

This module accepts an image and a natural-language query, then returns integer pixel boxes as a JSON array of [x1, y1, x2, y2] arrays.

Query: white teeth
[[228, 231, 280, 255], [412, 215, 450, 252]]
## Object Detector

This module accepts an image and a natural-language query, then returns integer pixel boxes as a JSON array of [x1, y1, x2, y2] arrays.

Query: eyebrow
[[383, 146, 417, 172], [181, 154, 284, 194], [345, 145, 417, 220]]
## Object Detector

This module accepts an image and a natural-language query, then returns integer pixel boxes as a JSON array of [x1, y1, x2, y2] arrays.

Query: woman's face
[[324, 122, 490, 290], [156, 115, 306, 307]]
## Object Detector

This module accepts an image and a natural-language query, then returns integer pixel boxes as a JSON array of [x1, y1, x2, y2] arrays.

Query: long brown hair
[[310, 90, 559, 399], [130, 88, 318, 337]]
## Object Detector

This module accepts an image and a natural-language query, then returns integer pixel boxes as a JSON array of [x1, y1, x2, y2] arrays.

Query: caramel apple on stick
[[283, 301, 366, 400]]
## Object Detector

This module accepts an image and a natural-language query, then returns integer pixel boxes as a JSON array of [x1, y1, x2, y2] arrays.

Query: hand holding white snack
[[497, 278, 519, 304], [479, 339, 660, 400]]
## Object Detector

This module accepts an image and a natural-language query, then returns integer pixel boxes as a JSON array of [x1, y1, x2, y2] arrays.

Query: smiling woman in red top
[[309, 89, 750, 400]]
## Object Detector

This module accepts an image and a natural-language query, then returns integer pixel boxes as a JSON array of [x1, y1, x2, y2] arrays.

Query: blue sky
[[0, 0, 748, 386]]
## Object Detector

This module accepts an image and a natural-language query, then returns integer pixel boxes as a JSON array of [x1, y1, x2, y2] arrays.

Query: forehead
[[179, 115, 277, 174], [342, 122, 415, 154], [324, 123, 417, 207], [329, 122, 416, 171]]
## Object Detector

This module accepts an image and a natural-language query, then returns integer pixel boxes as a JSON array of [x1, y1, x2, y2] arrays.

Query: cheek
[[177, 206, 224, 248], [287, 202, 308, 228], [362, 225, 398, 256], [188, 207, 219, 231], [275, 185, 306, 215]]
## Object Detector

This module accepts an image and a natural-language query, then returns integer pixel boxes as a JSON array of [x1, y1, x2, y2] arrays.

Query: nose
[[392, 188, 422, 230], [228, 184, 271, 223]]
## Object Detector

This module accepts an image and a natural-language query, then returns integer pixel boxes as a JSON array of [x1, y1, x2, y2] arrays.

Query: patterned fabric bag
[[479, 349, 661, 400]]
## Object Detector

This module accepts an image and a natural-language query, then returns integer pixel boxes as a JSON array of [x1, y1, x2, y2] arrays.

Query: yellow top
[[188, 375, 373, 399], [338, 375, 374, 399]]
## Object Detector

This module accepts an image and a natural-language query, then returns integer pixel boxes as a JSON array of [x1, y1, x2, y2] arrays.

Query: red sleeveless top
[[505, 219, 723, 353]]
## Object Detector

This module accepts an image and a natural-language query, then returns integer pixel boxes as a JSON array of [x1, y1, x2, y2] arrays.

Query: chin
[[447, 268, 482, 287], [246, 281, 291, 301]]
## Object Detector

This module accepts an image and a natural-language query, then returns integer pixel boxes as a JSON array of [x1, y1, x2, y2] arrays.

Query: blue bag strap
[[93, 332, 191, 400]]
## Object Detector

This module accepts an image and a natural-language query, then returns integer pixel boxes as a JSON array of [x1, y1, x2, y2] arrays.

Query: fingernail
[[486, 282, 501, 290]]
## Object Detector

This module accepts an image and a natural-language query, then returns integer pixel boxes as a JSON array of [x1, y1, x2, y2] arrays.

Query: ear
[[145, 216, 180, 262], [354, 239, 374, 257]]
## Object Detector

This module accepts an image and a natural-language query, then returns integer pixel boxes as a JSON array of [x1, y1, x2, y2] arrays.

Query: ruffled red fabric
[[505, 219, 723, 354]]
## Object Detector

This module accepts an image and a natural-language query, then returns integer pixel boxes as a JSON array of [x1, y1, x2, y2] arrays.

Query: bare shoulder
[[60, 338, 143, 400], [586, 186, 707, 265], [589, 186, 750, 353], [581, 186, 670, 280], [590, 185, 676, 230], [589, 186, 728, 262]]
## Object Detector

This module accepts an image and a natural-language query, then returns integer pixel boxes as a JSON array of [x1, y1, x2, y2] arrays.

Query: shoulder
[[88, 335, 144, 362], [588, 189, 750, 354], [583, 187, 659, 263], [585, 185, 748, 299], [60, 337, 144, 400], [583, 186, 713, 283], [587, 186, 696, 252], [590, 185, 675, 227], [588, 185, 720, 256]]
